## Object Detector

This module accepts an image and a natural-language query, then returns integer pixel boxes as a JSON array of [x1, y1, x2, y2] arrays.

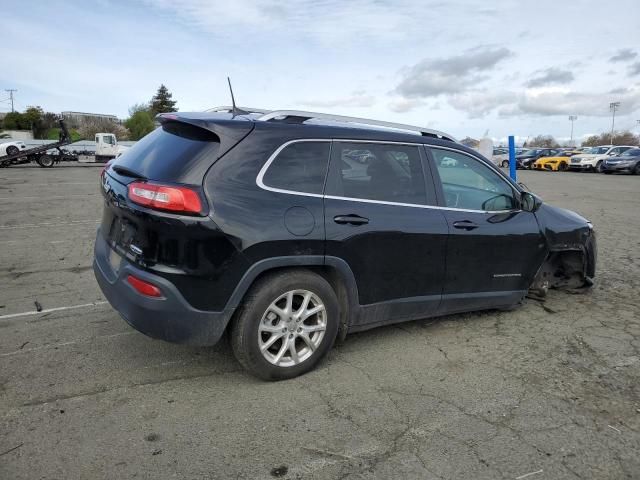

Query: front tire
[[634, 163, 640, 175], [595, 160, 603, 173], [230, 270, 339, 381], [501, 160, 509, 168]]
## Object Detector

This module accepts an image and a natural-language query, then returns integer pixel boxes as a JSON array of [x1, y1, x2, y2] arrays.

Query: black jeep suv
[[94, 108, 596, 380]]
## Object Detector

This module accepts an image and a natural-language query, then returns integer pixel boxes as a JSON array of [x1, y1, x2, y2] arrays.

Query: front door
[[427, 147, 546, 313], [324, 141, 449, 327]]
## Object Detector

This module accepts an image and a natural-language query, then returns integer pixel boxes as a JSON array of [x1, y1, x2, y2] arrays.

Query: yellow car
[[533, 154, 571, 171]]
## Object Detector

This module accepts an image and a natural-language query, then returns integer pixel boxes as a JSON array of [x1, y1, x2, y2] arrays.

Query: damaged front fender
[[530, 204, 597, 296]]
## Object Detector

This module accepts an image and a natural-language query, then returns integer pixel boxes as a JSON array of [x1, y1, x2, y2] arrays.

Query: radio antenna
[[227, 77, 248, 117]]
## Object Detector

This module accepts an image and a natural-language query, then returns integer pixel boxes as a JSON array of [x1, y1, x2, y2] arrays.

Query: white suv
[[569, 145, 635, 172]]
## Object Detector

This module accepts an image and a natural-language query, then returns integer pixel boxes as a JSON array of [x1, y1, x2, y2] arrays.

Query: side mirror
[[521, 191, 542, 212]]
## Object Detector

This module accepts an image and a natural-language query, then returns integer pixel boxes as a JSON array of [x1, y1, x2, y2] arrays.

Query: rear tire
[[501, 160, 509, 168], [558, 162, 568, 171], [595, 161, 603, 173], [6, 145, 19, 156], [230, 270, 339, 381], [36, 155, 55, 168]]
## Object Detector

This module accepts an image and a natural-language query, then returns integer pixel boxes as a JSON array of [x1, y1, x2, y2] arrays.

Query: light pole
[[568, 115, 577, 146], [609, 102, 620, 144]]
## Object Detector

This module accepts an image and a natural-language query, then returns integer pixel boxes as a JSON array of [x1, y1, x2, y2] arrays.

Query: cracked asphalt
[[1, 165, 639, 479]]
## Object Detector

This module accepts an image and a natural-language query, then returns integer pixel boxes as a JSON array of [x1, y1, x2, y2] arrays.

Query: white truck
[[78, 133, 129, 163], [569, 145, 635, 172]]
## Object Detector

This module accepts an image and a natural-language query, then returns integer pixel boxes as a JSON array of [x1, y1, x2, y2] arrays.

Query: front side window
[[326, 142, 427, 205], [431, 149, 517, 211], [262, 141, 331, 194]]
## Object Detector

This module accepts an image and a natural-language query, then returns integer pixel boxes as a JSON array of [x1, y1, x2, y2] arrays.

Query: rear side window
[[262, 141, 331, 194], [326, 142, 427, 205]]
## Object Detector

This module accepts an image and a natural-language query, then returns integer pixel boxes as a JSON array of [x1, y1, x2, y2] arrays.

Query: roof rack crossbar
[[205, 106, 271, 114], [257, 110, 456, 142]]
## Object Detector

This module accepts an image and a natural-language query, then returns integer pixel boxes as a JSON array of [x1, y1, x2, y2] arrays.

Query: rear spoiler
[[157, 112, 255, 158]]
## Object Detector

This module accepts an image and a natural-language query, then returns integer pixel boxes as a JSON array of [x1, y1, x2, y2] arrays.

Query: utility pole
[[4, 89, 17, 112], [609, 102, 620, 144], [568, 115, 577, 146]]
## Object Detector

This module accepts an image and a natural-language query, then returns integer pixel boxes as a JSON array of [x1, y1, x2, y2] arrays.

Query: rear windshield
[[113, 122, 220, 183]]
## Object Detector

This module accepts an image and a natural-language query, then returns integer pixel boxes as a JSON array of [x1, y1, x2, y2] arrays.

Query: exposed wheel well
[[530, 249, 590, 296]]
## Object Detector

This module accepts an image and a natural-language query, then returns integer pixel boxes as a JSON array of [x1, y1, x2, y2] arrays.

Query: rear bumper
[[93, 229, 232, 346]]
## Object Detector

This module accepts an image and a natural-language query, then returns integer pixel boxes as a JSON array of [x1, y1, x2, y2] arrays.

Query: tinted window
[[432, 149, 517, 211], [113, 124, 220, 182], [326, 142, 427, 204], [263, 141, 330, 194]]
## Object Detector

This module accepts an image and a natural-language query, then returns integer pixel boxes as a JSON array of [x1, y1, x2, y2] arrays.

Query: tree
[[526, 135, 560, 148], [125, 110, 155, 140], [150, 84, 177, 116], [128, 102, 150, 116], [78, 118, 129, 141], [581, 131, 639, 146], [2, 111, 25, 130]]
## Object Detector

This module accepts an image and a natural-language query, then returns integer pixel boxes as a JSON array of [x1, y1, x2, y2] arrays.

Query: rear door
[[323, 141, 448, 327], [426, 147, 546, 313]]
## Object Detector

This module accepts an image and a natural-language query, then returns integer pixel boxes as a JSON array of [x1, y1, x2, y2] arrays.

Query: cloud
[[448, 90, 517, 118], [395, 46, 513, 98], [525, 68, 574, 88], [298, 92, 375, 108], [609, 48, 638, 62], [499, 86, 640, 117], [387, 98, 425, 113], [142, 0, 439, 44], [629, 62, 640, 76]]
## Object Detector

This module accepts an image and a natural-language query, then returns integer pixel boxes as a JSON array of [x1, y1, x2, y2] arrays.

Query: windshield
[[585, 147, 609, 154], [620, 148, 640, 157]]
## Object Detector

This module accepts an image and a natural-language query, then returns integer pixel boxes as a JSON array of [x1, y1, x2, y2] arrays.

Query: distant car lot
[[1, 165, 639, 479]]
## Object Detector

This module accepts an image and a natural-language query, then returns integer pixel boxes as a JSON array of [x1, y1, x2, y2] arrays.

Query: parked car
[[515, 148, 562, 169], [94, 109, 597, 380], [532, 152, 571, 171], [492, 147, 509, 167], [601, 147, 640, 175], [0, 140, 27, 157], [569, 145, 635, 172]]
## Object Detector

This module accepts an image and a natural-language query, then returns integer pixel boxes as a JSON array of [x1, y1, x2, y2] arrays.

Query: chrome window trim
[[256, 139, 330, 199], [256, 138, 520, 215]]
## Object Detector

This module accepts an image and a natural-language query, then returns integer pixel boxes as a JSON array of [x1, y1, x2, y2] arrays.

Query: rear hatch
[[99, 114, 254, 272]]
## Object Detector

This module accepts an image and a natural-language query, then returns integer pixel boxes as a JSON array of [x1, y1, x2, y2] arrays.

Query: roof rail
[[257, 110, 456, 142], [205, 106, 271, 114]]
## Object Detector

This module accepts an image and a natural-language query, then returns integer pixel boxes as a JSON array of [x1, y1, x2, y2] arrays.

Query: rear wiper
[[112, 165, 145, 179]]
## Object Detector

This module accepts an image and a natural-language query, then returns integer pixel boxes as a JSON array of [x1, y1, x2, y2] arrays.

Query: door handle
[[334, 214, 369, 226], [452, 220, 479, 231]]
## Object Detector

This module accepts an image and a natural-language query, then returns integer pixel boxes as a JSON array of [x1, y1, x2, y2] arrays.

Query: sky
[[2, 0, 640, 145]]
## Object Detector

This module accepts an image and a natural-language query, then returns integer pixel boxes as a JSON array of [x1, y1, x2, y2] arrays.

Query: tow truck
[[0, 119, 128, 168]]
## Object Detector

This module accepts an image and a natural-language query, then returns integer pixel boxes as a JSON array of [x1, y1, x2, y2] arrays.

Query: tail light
[[128, 181, 203, 214], [127, 275, 163, 298]]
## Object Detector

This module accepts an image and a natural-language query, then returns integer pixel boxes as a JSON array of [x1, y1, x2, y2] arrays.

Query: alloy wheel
[[258, 290, 327, 367]]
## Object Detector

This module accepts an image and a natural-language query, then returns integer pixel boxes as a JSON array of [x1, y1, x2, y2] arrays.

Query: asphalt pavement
[[1, 164, 639, 479]]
